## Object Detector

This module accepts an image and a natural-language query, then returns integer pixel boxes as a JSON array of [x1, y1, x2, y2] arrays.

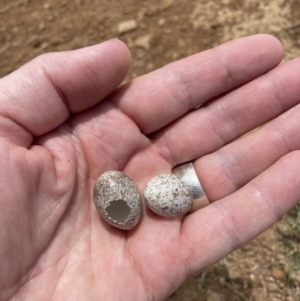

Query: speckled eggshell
[[93, 171, 142, 230], [143, 174, 193, 217]]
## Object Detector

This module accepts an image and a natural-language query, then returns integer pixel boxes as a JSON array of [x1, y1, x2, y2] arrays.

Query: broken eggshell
[[93, 171, 142, 230], [143, 174, 193, 217]]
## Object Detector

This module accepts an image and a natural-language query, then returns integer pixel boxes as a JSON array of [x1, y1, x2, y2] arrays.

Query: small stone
[[269, 276, 276, 282], [158, 18, 165, 26], [117, 20, 137, 34], [289, 271, 300, 284], [276, 253, 285, 261], [137, 9, 145, 20], [146, 63, 154, 71], [170, 51, 180, 60], [160, 0, 174, 10], [267, 282, 279, 292], [271, 268, 286, 280], [41, 42, 49, 49], [0, 46, 8, 54], [144, 174, 193, 217], [207, 291, 226, 301], [134, 35, 152, 50], [38, 22, 45, 31], [178, 39, 186, 47], [287, 288, 295, 296]]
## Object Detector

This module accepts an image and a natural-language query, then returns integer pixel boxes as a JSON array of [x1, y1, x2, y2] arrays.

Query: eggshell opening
[[105, 199, 130, 224]]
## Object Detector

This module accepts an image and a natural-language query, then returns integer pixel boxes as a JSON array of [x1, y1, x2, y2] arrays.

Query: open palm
[[1, 36, 300, 301]]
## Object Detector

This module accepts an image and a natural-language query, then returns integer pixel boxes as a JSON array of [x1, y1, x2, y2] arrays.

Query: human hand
[[1, 35, 299, 301]]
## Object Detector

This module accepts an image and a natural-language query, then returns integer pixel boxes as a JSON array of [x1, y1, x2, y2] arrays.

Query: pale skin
[[0, 34, 300, 301]]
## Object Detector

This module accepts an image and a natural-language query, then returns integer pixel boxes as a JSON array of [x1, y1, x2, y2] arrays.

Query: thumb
[[0, 39, 131, 147]]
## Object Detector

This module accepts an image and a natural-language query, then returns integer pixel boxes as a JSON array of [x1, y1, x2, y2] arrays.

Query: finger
[[153, 57, 300, 165], [111, 34, 283, 134], [0, 39, 131, 147], [181, 151, 300, 276], [195, 103, 300, 201]]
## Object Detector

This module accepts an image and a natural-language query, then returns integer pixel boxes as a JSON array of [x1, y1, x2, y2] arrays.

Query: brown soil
[[0, 0, 300, 300]]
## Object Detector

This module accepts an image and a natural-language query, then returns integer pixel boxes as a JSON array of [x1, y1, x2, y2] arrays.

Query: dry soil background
[[0, 0, 300, 300]]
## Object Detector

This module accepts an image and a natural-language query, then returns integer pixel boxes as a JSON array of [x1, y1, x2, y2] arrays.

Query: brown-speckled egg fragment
[[93, 171, 142, 230], [143, 174, 193, 217]]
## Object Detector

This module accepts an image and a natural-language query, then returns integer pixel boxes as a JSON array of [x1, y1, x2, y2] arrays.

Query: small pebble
[[271, 268, 286, 280], [267, 282, 279, 292], [134, 35, 152, 49], [117, 20, 137, 34]]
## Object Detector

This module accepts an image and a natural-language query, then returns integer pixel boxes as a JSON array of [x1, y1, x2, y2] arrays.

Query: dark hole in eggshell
[[105, 199, 131, 224]]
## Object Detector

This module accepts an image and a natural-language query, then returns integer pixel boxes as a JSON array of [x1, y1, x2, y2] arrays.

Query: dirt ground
[[0, 0, 300, 300]]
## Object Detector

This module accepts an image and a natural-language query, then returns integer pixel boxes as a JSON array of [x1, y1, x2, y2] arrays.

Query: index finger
[[111, 34, 283, 134]]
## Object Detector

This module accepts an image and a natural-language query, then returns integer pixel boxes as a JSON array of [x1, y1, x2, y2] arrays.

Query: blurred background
[[0, 0, 299, 300]]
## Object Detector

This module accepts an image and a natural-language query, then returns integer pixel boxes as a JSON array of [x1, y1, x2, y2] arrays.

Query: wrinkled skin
[[0, 35, 300, 301]]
